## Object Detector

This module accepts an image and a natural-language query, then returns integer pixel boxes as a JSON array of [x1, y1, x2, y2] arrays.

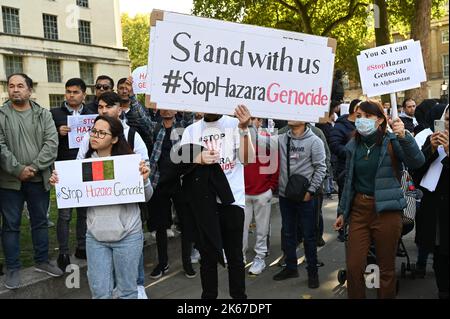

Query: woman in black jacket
[[413, 106, 449, 299]]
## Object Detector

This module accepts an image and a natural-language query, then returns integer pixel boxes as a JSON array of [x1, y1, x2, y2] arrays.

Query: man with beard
[[177, 106, 255, 299], [0, 73, 62, 289]]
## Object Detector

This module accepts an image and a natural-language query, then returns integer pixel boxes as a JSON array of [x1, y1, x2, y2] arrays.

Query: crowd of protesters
[[0, 72, 448, 300]]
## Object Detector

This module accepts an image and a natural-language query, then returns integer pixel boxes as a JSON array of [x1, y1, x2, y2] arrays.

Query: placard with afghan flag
[[82, 160, 115, 182], [54, 154, 145, 209]]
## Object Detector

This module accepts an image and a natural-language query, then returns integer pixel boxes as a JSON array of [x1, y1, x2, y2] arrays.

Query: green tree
[[121, 13, 150, 71], [193, 0, 447, 101], [193, 0, 372, 80], [373, 0, 447, 102]]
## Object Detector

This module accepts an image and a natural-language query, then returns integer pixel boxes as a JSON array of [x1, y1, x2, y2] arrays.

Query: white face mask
[[355, 118, 378, 136]]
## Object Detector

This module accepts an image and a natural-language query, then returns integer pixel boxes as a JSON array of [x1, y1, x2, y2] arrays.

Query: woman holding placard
[[50, 115, 153, 299], [333, 100, 424, 298]]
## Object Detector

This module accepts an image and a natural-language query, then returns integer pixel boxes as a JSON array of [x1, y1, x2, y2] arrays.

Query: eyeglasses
[[89, 128, 112, 139], [95, 84, 111, 91]]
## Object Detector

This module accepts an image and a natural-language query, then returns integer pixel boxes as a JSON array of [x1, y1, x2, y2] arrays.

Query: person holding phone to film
[[413, 104, 449, 299]]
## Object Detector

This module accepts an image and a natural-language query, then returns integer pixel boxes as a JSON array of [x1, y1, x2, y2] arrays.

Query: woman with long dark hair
[[50, 115, 153, 298], [333, 100, 425, 298]]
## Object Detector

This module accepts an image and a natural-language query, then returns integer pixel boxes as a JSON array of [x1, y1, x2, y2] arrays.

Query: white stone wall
[[0, 0, 130, 108]]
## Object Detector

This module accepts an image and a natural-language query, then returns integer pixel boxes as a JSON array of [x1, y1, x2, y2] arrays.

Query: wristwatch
[[308, 191, 315, 197], [239, 128, 249, 137]]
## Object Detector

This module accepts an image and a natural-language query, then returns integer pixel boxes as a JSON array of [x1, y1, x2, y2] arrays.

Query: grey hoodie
[[86, 154, 154, 242], [278, 127, 327, 197]]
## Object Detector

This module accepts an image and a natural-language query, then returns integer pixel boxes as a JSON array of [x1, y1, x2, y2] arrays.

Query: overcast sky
[[119, 0, 193, 16]]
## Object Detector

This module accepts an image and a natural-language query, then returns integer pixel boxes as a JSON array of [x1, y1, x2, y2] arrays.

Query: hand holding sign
[[49, 170, 59, 186], [235, 104, 252, 129], [125, 76, 135, 96], [389, 118, 405, 139], [59, 125, 71, 137], [139, 160, 150, 183]]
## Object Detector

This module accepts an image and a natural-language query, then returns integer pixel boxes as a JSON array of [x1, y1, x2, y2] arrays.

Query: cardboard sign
[[54, 154, 145, 208], [357, 40, 426, 97], [132, 65, 148, 94], [67, 114, 98, 149], [146, 10, 336, 123]]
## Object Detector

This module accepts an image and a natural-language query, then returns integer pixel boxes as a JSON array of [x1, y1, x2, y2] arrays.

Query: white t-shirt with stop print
[[180, 115, 245, 208]]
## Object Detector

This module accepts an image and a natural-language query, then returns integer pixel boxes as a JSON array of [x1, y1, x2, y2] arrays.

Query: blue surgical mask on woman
[[355, 117, 378, 136]]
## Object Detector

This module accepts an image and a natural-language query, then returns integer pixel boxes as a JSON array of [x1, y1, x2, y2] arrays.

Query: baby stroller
[[397, 178, 422, 280], [337, 172, 423, 290]]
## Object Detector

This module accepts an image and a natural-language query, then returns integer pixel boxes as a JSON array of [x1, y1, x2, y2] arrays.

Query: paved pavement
[[60, 197, 438, 299]]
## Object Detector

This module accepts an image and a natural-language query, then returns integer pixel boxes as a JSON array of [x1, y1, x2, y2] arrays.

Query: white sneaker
[[248, 257, 266, 275], [112, 287, 119, 299], [191, 248, 201, 264], [137, 285, 148, 299], [166, 229, 175, 238]]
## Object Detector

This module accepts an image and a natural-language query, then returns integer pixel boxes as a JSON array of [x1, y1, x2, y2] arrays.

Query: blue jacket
[[338, 131, 425, 221]]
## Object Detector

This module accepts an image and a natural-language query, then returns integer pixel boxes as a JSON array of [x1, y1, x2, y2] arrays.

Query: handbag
[[387, 142, 421, 222], [285, 136, 310, 202]]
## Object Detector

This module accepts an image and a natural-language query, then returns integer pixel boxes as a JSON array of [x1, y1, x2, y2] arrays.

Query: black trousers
[[197, 204, 247, 299], [433, 246, 449, 298], [147, 188, 191, 267]]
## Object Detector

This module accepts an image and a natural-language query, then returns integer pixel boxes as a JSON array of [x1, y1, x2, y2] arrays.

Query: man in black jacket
[[176, 105, 255, 299], [50, 78, 95, 271], [399, 98, 418, 134]]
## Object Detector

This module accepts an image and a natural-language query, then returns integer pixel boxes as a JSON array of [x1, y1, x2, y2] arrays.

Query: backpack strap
[[127, 127, 136, 150]]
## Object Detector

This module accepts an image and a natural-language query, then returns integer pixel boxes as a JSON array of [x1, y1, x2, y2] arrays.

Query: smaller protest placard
[[357, 40, 426, 97], [132, 65, 148, 94], [54, 154, 145, 209], [67, 114, 98, 149]]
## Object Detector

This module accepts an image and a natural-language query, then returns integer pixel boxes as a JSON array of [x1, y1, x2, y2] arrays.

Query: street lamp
[[441, 80, 448, 104]]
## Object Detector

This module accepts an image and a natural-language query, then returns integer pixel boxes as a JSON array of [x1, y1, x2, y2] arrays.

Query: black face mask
[[204, 114, 222, 122]]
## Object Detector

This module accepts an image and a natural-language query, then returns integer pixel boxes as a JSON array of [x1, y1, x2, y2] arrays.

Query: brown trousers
[[346, 193, 402, 299]]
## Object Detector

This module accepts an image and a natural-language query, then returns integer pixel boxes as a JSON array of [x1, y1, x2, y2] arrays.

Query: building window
[[79, 62, 94, 84], [47, 59, 61, 83], [43, 14, 58, 40], [2, 7, 20, 35], [76, 0, 89, 8], [4, 55, 23, 77], [442, 30, 449, 44], [49, 94, 65, 108], [443, 54, 449, 78], [78, 20, 91, 44]]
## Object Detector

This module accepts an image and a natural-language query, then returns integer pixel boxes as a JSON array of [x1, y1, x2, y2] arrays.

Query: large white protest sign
[[132, 65, 148, 94], [55, 154, 145, 209], [68, 114, 97, 149], [146, 10, 336, 123], [357, 40, 426, 97]]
